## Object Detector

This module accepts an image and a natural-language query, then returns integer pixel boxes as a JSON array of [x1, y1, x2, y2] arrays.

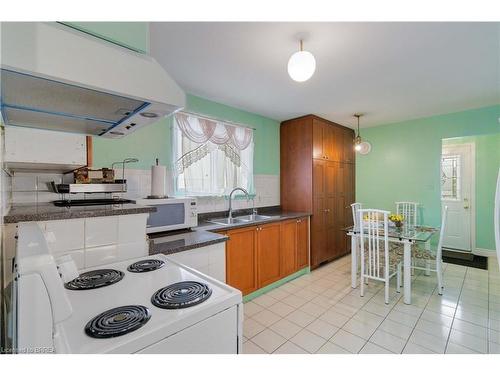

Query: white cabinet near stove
[[165, 243, 226, 283], [4, 126, 87, 172], [3, 214, 150, 275]]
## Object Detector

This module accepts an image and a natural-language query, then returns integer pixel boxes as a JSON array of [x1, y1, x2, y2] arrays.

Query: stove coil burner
[[85, 305, 151, 339], [65, 269, 124, 290], [127, 259, 165, 273], [151, 281, 212, 309]]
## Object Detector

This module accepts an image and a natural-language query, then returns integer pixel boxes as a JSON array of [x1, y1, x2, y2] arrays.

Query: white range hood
[[0, 22, 185, 138]]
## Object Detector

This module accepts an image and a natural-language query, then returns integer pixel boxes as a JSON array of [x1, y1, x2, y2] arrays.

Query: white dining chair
[[351, 203, 362, 231], [395, 201, 419, 228], [359, 209, 402, 304], [350, 203, 362, 288], [395, 206, 448, 295]]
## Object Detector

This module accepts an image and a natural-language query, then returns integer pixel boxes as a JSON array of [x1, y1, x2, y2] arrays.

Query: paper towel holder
[[147, 158, 168, 199]]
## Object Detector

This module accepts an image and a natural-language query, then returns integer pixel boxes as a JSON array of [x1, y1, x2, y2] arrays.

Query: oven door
[[144, 201, 190, 233]]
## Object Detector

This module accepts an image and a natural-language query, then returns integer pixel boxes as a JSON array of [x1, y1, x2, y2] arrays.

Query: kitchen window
[[173, 112, 254, 196]]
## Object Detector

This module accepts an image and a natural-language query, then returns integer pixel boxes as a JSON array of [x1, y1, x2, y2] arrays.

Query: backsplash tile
[[10, 169, 281, 214]]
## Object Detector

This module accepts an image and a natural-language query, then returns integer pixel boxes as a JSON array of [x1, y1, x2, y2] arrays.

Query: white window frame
[[172, 113, 255, 197]]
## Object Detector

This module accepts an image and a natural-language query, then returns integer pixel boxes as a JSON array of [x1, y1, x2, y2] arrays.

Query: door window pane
[[441, 154, 460, 200]]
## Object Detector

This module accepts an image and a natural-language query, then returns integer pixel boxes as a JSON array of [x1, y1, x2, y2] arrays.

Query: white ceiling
[[150, 22, 499, 128]]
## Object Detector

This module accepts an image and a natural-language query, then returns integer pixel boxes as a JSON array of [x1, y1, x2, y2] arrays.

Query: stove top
[[127, 259, 165, 273], [65, 269, 124, 290], [56, 255, 241, 353], [85, 305, 151, 339], [151, 281, 212, 309]]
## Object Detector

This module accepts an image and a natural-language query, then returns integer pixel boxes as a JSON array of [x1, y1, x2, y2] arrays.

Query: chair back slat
[[359, 209, 390, 279], [396, 201, 418, 228], [436, 206, 449, 261], [351, 203, 362, 231]]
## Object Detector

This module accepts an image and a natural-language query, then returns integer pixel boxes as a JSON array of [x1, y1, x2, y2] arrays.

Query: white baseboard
[[473, 248, 496, 257]]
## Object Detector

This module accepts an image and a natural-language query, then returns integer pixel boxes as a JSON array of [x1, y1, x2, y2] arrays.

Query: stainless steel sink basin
[[207, 214, 273, 226], [207, 217, 247, 226], [235, 214, 273, 222]]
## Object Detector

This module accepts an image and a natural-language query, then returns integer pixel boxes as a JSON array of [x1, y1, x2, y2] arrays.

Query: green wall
[[92, 94, 280, 175], [61, 22, 150, 53], [356, 105, 500, 251]]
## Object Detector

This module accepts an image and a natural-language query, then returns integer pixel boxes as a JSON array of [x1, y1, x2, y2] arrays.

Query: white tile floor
[[242, 254, 500, 354]]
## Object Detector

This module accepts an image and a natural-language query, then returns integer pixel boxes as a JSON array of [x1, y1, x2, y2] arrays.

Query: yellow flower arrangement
[[389, 213, 404, 223], [389, 213, 405, 227]]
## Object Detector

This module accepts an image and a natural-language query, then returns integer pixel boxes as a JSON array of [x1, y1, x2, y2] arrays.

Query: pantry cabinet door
[[312, 119, 325, 160], [225, 227, 258, 295]]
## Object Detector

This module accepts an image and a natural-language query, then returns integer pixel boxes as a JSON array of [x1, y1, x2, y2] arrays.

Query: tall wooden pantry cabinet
[[280, 115, 355, 269]]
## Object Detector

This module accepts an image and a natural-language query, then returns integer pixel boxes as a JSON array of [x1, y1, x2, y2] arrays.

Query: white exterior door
[[441, 143, 473, 252]]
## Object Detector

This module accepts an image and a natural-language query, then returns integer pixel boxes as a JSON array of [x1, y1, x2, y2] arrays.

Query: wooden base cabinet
[[223, 217, 309, 296], [281, 115, 355, 269], [224, 226, 258, 295], [256, 223, 282, 287]]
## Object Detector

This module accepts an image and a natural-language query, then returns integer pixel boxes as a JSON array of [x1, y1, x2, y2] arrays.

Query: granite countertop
[[4, 203, 156, 224], [148, 209, 310, 256], [149, 230, 228, 256]]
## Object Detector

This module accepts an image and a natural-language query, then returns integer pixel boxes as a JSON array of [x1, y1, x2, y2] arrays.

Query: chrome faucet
[[228, 187, 250, 219]]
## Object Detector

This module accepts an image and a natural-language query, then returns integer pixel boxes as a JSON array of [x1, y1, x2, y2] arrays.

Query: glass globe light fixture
[[287, 40, 316, 82]]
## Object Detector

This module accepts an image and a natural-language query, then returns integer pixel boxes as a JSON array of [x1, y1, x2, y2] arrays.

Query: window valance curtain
[[175, 112, 253, 150], [173, 112, 254, 196]]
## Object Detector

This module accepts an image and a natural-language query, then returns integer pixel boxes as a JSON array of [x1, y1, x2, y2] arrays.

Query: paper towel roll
[[150, 165, 167, 198]]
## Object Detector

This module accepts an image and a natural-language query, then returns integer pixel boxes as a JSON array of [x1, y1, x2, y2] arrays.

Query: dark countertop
[[4, 203, 156, 224], [148, 210, 310, 256], [149, 230, 228, 255]]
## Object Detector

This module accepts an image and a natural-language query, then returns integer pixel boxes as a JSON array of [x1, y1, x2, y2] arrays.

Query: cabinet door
[[226, 227, 257, 295], [328, 126, 343, 162], [323, 123, 335, 161], [312, 119, 324, 160], [312, 159, 327, 267], [257, 223, 282, 288], [342, 129, 355, 163], [296, 217, 309, 270], [281, 219, 297, 277]]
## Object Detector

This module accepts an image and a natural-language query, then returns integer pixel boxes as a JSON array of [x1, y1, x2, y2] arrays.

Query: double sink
[[207, 214, 273, 226]]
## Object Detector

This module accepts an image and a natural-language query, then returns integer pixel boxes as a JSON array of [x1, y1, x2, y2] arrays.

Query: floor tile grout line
[[248, 264, 357, 353], [443, 265, 467, 353], [355, 278, 407, 353], [399, 275, 441, 353], [245, 257, 493, 354], [270, 263, 381, 353]]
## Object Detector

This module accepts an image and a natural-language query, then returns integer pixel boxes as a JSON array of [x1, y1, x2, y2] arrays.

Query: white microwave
[[136, 197, 198, 233]]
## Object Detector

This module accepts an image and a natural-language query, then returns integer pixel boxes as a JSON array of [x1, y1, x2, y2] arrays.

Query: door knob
[[464, 198, 469, 209]]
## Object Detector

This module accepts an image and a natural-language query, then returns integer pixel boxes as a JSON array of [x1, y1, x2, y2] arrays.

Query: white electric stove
[[13, 222, 243, 354]]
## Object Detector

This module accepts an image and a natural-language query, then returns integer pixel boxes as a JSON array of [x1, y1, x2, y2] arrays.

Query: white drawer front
[[118, 214, 147, 244], [85, 217, 118, 247], [166, 242, 226, 282], [44, 219, 85, 252], [137, 306, 238, 354]]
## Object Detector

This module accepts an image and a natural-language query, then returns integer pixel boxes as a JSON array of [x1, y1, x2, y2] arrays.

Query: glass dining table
[[344, 225, 439, 304]]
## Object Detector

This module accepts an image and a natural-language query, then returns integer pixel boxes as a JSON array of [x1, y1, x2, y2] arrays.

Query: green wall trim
[[61, 22, 149, 53], [242, 267, 310, 303], [356, 104, 500, 251]]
